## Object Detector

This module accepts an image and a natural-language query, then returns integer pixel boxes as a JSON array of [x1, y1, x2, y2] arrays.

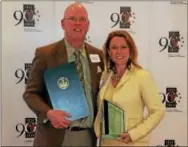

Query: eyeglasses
[[64, 16, 88, 23]]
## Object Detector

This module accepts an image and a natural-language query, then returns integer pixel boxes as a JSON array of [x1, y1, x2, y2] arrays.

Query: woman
[[94, 30, 165, 146]]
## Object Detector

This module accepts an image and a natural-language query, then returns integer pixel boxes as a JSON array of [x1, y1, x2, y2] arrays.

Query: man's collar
[[64, 39, 86, 57]]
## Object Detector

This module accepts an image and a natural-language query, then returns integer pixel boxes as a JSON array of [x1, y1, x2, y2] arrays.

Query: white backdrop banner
[[148, 1, 187, 146], [2, 1, 55, 146], [0, 1, 2, 146], [1, 0, 187, 146]]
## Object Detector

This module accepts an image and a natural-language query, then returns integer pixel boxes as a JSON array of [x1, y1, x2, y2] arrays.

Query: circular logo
[[24, 10, 35, 22], [167, 92, 177, 103], [170, 35, 180, 48], [57, 77, 69, 89], [26, 122, 37, 133], [121, 11, 131, 24]]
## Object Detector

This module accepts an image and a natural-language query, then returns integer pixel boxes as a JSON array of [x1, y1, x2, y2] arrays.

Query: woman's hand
[[117, 132, 131, 143]]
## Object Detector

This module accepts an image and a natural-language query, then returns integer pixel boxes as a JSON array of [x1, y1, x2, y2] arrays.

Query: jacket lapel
[[94, 71, 112, 138], [52, 39, 68, 65], [85, 43, 96, 95], [115, 69, 133, 89], [99, 72, 112, 101]]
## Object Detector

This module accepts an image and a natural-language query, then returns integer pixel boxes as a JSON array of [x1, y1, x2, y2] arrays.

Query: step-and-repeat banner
[[1, 0, 187, 146], [0, 1, 2, 147]]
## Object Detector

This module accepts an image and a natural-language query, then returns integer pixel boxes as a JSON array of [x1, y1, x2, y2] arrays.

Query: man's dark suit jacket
[[23, 39, 104, 146]]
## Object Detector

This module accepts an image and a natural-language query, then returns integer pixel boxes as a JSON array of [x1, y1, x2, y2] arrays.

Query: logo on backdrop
[[110, 6, 136, 29], [157, 139, 179, 147], [16, 117, 37, 140], [159, 31, 185, 57], [15, 63, 32, 84], [160, 87, 182, 112], [13, 4, 41, 32]]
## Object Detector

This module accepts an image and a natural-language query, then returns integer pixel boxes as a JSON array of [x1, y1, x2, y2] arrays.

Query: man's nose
[[74, 20, 82, 25]]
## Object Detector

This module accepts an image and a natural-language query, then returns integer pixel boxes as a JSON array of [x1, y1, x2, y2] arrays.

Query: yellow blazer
[[94, 67, 165, 146]]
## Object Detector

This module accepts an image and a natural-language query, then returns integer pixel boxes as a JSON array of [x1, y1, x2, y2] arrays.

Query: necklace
[[111, 74, 121, 81]]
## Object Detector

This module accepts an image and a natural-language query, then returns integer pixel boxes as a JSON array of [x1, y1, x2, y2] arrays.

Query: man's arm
[[23, 48, 51, 124]]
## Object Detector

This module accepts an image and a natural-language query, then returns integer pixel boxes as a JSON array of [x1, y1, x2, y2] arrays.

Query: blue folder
[[44, 62, 90, 121]]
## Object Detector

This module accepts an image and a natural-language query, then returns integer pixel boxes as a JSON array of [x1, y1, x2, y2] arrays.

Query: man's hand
[[47, 110, 72, 129]]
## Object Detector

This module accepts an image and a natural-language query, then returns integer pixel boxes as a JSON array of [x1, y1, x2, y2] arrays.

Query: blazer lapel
[[116, 69, 133, 89], [98, 72, 112, 104], [85, 43, 96, 96], [52, 39, 68, 65], [94, 72, 112, 138]]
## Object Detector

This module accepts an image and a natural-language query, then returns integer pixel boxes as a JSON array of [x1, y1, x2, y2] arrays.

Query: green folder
[[102, 99, 125, 139]]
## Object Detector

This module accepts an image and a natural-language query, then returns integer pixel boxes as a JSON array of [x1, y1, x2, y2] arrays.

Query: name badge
[[89, 54, 101, 63]]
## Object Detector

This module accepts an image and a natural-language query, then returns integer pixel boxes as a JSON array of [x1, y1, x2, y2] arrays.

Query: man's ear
[[61, 19, 65, 30], [86, 20, 90, 32], [88, 20, 90, 28]]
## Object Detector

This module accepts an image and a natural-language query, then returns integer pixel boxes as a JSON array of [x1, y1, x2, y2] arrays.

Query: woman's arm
[[128, 70, 165, 142]]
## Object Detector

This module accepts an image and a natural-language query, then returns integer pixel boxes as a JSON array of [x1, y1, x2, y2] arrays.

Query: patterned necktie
[[74, 50, 84, 86]]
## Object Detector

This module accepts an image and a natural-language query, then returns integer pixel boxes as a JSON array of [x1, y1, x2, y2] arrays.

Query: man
[[23, 2, 104, 146]]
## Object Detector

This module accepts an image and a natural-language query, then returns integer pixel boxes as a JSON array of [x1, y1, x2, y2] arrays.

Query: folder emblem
[[57, 77, 70, 89]]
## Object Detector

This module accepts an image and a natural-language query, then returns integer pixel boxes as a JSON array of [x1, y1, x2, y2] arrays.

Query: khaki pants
[[62, 129, 93, 146]]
